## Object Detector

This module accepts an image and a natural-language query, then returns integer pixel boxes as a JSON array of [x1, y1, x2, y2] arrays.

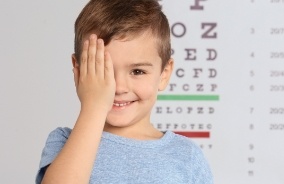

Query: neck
[[103, 123, 163, 140]]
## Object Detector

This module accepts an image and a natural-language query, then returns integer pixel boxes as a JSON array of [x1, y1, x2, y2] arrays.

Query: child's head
[[74, 0, 171, 70]]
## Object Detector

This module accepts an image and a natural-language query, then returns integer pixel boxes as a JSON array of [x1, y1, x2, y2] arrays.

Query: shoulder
[[46, 127, 72, 141], [166, 131, 214, 183], [166, 131, 201, 152], [40, 127, 72, 164], [41, 127, 72, 157], [160, 131, 205, 164], [36, 127, 73, 183]]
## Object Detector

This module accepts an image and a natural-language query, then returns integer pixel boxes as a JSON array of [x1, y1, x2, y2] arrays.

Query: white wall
[[0, 1, 87, 183]]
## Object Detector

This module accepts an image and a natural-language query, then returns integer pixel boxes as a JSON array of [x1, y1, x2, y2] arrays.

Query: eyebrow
[[129, 62, 153, 67]]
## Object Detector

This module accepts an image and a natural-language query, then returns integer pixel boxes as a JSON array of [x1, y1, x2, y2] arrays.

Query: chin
[[105, 116, 135, 128]]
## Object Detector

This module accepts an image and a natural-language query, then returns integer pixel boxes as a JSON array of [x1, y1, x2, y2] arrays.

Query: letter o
[[171, 22, 186, 38], [181, 124, 187, 129], [176, 107, 183, 113]]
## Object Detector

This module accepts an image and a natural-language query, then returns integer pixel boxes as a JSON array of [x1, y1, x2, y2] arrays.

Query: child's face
[[104, 32, 173, 130]]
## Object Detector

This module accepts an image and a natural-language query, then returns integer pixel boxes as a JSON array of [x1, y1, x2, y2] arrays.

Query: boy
[[36, 0, 213, 183]]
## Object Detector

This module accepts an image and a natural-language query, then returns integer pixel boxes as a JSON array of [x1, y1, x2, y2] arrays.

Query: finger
[[73, 67, 79, 88], [80, 40, 89, 78], [87, 34, 97, 75], [104, 51, 114, 81], [95, 39, 105, 78]]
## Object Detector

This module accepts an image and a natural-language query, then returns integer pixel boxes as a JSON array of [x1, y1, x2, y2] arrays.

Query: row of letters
[[154, 123, 212, 130], [155, 106, 215, 114]]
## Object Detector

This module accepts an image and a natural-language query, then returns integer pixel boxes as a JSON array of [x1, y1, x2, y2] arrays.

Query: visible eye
[[131, 69, 146, 75]]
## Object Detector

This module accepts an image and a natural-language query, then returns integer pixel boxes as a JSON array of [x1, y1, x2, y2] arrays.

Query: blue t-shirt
[[36, 127, 213, 184]]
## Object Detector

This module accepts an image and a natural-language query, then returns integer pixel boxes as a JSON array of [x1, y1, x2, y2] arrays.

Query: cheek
[[134, 77, 160, 100]]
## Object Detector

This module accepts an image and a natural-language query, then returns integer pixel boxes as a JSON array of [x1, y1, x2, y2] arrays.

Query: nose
[[114, 73, 129, 95]]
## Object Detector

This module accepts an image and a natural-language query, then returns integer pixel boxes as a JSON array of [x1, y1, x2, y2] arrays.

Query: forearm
[[42, 107, 107, 184], [41, 34, 115, 184]]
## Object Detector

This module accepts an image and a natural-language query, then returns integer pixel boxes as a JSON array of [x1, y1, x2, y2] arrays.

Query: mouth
[[112, 100, 136, 109], [113, 101, 132, 107]]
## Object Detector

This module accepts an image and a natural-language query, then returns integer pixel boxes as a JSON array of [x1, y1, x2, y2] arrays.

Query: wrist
[[80, 103, 109, 116], [76, 106, 108, 128]]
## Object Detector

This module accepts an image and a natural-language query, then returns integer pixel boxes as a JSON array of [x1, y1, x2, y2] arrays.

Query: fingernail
[[90, 34, 96, 39], [97, 39, 102, 44]]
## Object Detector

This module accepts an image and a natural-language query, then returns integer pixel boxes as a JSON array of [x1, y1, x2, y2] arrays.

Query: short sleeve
[[190, 143, 214, 184], [35, 127, 71, 184]]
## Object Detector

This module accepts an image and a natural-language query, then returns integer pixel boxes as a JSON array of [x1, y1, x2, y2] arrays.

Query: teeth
[[113, 102, 131, 107]]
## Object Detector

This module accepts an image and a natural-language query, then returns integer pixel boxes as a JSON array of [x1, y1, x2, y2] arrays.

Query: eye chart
[[152, 1, 284, 183]]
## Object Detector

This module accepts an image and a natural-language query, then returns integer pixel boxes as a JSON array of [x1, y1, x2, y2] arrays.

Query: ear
[[158, 58, 174, 91], [72, 54, 79, 68], [71, 54, 80, 88]]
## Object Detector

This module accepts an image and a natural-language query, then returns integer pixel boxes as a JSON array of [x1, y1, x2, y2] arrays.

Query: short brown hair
[[74, 0, 171, 69]]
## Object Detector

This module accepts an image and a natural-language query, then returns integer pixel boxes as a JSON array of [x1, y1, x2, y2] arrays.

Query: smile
[[113, 101, 132, 107]]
